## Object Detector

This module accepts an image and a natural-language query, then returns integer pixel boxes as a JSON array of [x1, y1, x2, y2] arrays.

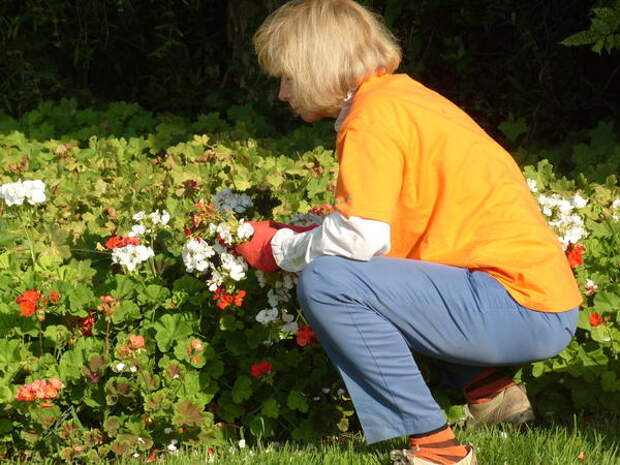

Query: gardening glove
[[235, 221, 317, 272]]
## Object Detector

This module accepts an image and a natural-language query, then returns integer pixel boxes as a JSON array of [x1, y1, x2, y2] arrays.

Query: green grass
[[9, 417, 620, 464], [119, 418, 619, 465]]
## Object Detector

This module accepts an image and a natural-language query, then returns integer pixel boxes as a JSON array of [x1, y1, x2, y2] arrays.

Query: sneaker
[[390, 445, 477, 465], [464, 384, 535, 430]]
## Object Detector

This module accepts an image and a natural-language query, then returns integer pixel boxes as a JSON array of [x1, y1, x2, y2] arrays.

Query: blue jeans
[[296, 256, 578, 444]]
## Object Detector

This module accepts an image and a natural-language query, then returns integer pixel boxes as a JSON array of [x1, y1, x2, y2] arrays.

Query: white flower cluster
[[267, 273, 296, 308], [254, 271, 299, 331], [536, 192, 588, 249], [255, 308, 298, 331], [183, 220, 251, 289], [526, 178, 538, 193], [182, 238, 215, 273], [213, 187, 253, 213], [111, 244, 155, 271], [585, 279, 598, 296], [128, 209, 171, 237], [115, 362, 138, 372], [0, 179, 46, 206]]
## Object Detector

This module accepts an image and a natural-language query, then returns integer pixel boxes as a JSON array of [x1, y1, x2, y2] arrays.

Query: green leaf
[[260, 398, 280, 419], [152, 313, 193, 352], [593, 289, 620, 312], [172, 399, 205, 427], [43, 325, 71, 347], [287, 390, 309, 413], [112, 301, 141, 325], [232, 376, 252, 404]]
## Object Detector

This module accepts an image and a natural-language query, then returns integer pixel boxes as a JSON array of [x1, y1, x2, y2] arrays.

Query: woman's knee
[[296, 255, 353, 312]]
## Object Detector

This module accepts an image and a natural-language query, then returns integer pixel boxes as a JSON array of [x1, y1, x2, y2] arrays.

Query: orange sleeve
[[335, 122, 406, 224]]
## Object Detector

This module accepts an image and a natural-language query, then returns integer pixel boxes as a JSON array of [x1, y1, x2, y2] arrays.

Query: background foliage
[[1, 0, 619, 142]]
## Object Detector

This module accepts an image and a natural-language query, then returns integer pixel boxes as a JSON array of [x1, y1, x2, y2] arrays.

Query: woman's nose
[[278, 78, 292, 102]]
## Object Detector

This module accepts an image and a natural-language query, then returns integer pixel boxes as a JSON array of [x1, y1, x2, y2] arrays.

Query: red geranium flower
[[105, 235, 140, 249], [566, 243, 586, 268], [233, 290, 246, 306], [250, 360, 272, 377], [77, 310, 96, 336], [129, 334, 145, 349], [16, 290, 43, 317], [589, 312, 604, 327], [296, 324, 316, 347], [49, 291, 60, 302]]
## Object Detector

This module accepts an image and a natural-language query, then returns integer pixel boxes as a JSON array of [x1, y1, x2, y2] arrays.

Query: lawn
[[82, 416, 620, 465]]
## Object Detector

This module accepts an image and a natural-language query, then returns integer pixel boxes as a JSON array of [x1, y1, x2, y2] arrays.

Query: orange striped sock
[[464, 368, 515, 404], [408, 424, 468, 465]]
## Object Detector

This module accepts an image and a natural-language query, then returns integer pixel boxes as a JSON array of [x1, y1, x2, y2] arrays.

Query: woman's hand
[[235, 221, 318, 272]]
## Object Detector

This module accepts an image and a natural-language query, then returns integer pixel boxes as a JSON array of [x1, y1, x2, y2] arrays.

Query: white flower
[[236, 220, 254, 241], [116, 362, 126, 371], [182, 238, 215, 273], [612, 199, 620, 209], [212, 187, 253, 214], [128, 224, 146, 237], [221, 253, 247, 281], [133, 453, 140, 458], [164, 427, 172, 434], [526, 178, 538, 193], [132, 211, 146, 221], [130, 365, 138, 372], [150, 209, 170, 226], [238, 439, 246, 449], [0, 179, 47, 206], [337, 388, 346, 396], [585, 279, 598, 296], [207, 270, 224, 291], [0, 181, 26, 206], [111, 244, 155, 271], [322, 388, 331, 394], [571, 194, 588, 209], [22, 180, 46, 205], [255, 270, 267, 288], [281, 312, 298, 332], [256, 308, 279, 324], [216, 223, 234, 245]]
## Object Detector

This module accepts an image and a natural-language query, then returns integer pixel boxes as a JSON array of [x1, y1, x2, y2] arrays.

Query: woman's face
[[278, 77, 332, 122]]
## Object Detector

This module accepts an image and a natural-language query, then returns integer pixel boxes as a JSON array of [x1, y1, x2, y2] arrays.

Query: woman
[[236, 1, 582, 464]]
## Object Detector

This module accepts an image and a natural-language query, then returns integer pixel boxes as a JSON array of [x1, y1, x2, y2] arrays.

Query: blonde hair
[[253, 0, 401, 115]]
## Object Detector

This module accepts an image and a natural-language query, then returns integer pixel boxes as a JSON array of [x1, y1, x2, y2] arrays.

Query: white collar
[[334, 90, 355, 133]]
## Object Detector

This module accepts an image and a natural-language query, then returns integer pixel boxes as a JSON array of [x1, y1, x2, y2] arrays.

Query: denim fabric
[[296, 256, 578, 444]]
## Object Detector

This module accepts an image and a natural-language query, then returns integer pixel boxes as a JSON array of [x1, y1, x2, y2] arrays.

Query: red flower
[[105, 235, 140, 249], [233, 290, 246, 306], [213, 287, 246, 310], [309, 204, 335, 216], [99, 295, 117, 304], [129, 334, 145, 349], [77, 310, 96, 336], [250, 360, 272, 377], [566, 244, 585, 268], [16, 290, 43, 316], [296, 324, 316, 347], [19, 290, 42, 301], [49, 291, 60, 302], [589, 312, 604, 327]]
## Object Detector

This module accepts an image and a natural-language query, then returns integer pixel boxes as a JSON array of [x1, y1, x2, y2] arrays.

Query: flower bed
[[0, 106, 618, 463]]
